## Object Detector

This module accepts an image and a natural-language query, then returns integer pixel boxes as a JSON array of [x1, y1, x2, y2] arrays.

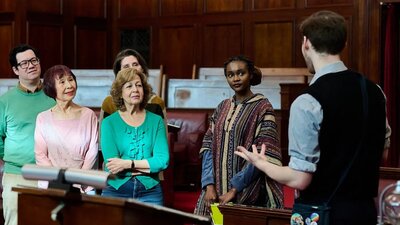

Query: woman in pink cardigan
[[34, 65, 98, 193]]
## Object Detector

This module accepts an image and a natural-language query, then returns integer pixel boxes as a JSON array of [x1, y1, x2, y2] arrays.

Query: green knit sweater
[[101, 111, 169, 190], [0, 87, 55, 174]]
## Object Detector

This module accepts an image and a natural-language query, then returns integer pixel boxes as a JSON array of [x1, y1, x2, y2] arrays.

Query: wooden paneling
[[254, 22, 294, 67], [0, 0, 388, 85], [305, 0, 353, 7], [158, 26, 195, 79], [118, 0, 156, 18], [293, 19, 307, 67], [0, 23, 13, 77], [0, 0, 15, 12], [366, 0, 381, 84], [160, 0, 198, 16], [202, 24, 243, 67], [27, 23, 62, 73], [252, 0, 295, 10], [205, 0, 244, 13], [75, 28, 107, 68], [73, 0, 106, 18], [26, 0, 62, 15], [340, 16, 352, 67]]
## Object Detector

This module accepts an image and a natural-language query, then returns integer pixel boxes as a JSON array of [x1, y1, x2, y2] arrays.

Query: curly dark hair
[[223, 55, 261, 86], [110, 68, 152, 111]]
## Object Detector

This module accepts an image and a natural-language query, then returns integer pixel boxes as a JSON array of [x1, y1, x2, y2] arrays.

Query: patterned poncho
[[194, 94, 283, 216]]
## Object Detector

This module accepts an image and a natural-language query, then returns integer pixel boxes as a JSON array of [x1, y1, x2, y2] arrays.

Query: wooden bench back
[[197, 67, 312, 82]]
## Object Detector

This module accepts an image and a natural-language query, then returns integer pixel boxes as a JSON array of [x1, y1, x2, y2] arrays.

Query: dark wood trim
[[219, 204, 291, 225], [380, 0, 400, 3], [379, 167, 400, 180], [0, 12, 14, 22]]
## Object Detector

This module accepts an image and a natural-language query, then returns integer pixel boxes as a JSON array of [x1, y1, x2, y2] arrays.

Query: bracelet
[[131, 160, 135, 169]]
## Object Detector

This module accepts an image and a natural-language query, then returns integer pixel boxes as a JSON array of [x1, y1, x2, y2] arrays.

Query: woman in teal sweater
[[101, 68, 169, 205]]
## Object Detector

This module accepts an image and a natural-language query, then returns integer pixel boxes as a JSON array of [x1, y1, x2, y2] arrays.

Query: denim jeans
[[101, 177, 163, 206]]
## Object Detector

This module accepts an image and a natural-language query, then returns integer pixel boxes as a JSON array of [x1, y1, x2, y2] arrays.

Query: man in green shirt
[[0, 44, 55, 225]]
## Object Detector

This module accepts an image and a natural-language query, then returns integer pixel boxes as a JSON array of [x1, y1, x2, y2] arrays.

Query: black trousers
[[329, 198, 377, 225]]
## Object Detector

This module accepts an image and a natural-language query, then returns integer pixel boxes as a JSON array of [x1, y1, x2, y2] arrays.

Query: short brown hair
[[299, 10, 347, 55], [110, 68, 152, 111], [43, 65, 77, 99]]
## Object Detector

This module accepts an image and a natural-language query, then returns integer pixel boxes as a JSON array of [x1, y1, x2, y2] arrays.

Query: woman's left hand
[[218, 188, 237, 205], [106, 158, 131, 174]]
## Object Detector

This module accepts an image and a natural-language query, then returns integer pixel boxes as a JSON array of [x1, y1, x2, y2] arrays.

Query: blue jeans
[[101, 177, 164, 206]]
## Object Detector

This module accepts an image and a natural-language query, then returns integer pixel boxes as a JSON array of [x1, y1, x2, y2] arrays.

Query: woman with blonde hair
[[100, 68, 169, 205]]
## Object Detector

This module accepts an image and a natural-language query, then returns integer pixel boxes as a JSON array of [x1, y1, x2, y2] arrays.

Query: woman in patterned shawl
[[194, 55, 283, 216]]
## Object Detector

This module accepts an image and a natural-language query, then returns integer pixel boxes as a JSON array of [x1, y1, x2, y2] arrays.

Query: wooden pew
[[0, 76, 112, 108], [0, 78, 18, 96], [219, 204, 291, 225], [197, 67, 312, 82], [259, 68, 311, 83], [167, 67, 312, 110], [71, 66, 165, 99], [0, 67, 164, 108]]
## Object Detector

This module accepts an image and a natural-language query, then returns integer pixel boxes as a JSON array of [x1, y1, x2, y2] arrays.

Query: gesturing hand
[[235, 144, 267, 164]]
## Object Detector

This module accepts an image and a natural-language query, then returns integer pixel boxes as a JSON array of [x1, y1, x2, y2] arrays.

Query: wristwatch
[[131, 160, 135, 169]]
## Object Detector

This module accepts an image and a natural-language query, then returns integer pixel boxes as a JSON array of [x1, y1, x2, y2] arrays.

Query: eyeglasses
[[17, 57, 40, 69]]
